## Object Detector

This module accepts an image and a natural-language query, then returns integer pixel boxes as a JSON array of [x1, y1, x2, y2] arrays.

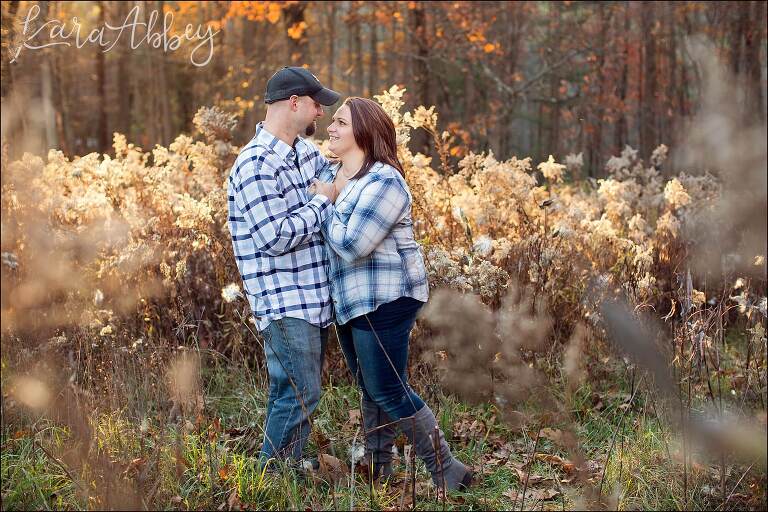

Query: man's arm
[[233, 154, 332, 256], [323, 176, 409, 263]]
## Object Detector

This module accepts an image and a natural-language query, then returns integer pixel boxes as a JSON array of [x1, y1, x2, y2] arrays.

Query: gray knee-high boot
[[361, 398, 396, 480], [400, 405, 473, 491]]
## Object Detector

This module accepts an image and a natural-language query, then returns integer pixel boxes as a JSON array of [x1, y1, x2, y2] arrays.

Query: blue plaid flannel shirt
[[227, 123, 334, 331], [318, 161, 429, 325]]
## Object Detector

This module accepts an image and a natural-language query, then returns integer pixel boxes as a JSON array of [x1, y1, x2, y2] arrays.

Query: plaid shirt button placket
[[227, 123, 335, 331]]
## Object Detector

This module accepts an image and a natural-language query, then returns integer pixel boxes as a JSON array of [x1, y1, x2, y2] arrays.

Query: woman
[[313, 97, 473, 491]]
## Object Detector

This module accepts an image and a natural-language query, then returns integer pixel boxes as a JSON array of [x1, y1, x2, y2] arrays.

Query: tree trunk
[[115, 1, 132, 142], [346, 2, 354, 92], [408, 1, 431, 154], [157, 0, 172, 145], [139, 0, 156, 148], [284, 2, 308, 64], [615, 2, 630, 155], [238, 17, 256, 131], [589, 3, 609, 177], [327, 2, 336, 91], [499, 1, 524, 158], [50, 21, 70, 155], [640, 1, 657, 158], [548, 3, 563, 161], [536, 102, 544, 161], [353, 4, 364, 94], [744, 0, 766, 122], [730, 2, 745, 75], [463, 63, 475, 143], [35, 1, 58, 151], [663, 1, 677, 157], [368, 18, 378, 96], [0, 0, 20, 100], [387, 2, 399, 87], [97, 1, 109, 152]]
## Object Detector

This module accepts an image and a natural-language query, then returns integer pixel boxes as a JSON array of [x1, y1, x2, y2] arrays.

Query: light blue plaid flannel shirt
[[318, 161, 429, 325], [227, 123, 334, 331]]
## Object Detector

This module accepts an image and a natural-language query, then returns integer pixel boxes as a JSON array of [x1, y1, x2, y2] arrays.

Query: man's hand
[[309, 179, 338, 203]]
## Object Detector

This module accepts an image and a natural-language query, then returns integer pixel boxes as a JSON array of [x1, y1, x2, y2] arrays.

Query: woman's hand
[[309, 179, 338, 203]]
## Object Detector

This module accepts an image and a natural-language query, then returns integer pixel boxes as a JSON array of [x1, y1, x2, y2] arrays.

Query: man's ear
[[289, 95, 300, 112]]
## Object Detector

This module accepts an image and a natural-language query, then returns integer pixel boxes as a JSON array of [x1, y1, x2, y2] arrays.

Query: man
[[227, 66, 340, 465]]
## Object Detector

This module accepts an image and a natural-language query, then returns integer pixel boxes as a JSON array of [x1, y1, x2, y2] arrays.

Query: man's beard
[[304, 121, 317, 137]]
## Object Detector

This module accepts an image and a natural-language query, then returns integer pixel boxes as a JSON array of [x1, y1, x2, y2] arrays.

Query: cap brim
[[311, 87, 341, 106]]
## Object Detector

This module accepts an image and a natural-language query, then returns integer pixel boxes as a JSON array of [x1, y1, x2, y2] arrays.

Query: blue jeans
[[336, 308, 426, 420], [260, 317, 328, 462]]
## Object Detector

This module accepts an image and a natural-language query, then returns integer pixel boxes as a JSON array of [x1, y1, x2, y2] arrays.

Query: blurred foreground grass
[[2, 336, 764, 511]]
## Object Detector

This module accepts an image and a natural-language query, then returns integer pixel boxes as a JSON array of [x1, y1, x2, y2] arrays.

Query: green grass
[[2, 352, 765, 511], [1, 426, 84, 510]]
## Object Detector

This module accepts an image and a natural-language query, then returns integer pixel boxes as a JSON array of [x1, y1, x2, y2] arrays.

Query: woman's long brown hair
[[344, 97, 405, 179]]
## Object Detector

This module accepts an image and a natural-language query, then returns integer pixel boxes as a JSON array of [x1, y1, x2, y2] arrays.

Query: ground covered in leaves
[[2, 341, 765, 511]]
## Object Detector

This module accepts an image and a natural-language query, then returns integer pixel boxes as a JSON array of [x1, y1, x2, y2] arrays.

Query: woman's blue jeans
[[336, 309, 425, 420], [260, 317, 328, 463]]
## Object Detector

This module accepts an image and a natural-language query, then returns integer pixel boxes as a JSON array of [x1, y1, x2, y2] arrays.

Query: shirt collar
[[255, 122, 301, 162]]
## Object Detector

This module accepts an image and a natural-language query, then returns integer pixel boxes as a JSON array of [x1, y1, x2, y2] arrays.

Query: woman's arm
[[323, 175, 409, 262]]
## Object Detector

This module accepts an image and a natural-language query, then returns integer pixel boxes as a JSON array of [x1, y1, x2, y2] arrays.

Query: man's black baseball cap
[[264, 66, 340, 106]]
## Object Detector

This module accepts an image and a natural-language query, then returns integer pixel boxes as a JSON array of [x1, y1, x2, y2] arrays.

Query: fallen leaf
[[208, 417, 223, 441], [540, 428, 578, 449], [218, 465, 231, 480], [453, 414, 487, 441], [315, 453, 348, 482], [503, 488, 560, 502], [540, 428, 564, 444], [195, 409, 206, 429], [310, 429, 330, 451], [536, 453, 576, 473], [227, 489, 243, 510], [510, 466, 553, 486], [174, 443, 188, 479], [225, 427, 247, 437], [394, 433, 408, 450]]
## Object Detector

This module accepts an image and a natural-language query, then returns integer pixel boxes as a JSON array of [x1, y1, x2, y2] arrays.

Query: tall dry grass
[[1, 37, 765, 509]]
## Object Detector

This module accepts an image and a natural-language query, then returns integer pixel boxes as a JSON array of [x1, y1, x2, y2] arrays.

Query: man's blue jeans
[[260, 317, 328, 462], [336, 310, 426, 420]]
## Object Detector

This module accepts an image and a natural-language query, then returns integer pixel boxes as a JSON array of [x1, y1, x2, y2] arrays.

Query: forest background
[[3, 1, 765, 171], [1, 1, 767, 511]]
